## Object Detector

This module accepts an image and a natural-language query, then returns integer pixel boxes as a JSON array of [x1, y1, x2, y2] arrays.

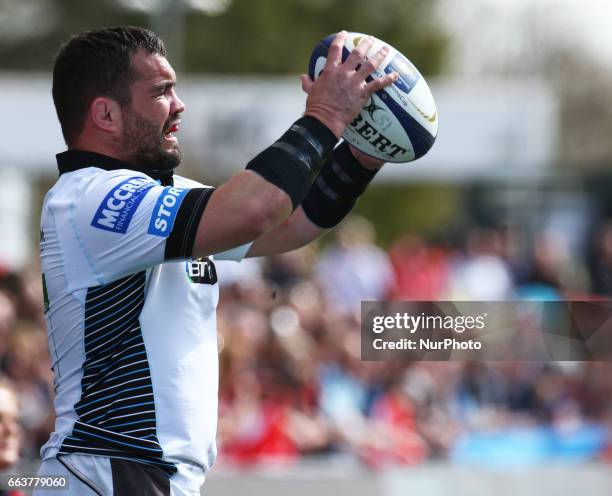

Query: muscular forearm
[[193, 33, 396, 260], [246, 143, 384, 258], [245, 206, 326, 257], [194, 171, 293, 258]]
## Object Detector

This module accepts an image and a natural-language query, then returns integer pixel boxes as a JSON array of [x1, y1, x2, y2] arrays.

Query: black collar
[[56, 150, 174, 186]]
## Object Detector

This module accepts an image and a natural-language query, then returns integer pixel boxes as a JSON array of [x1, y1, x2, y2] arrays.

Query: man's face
[[120, 50, 186, 171]]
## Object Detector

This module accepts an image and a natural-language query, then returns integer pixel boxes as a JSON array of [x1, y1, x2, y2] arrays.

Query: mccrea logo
[[186, 257, 217, 285], [147, 186, 189, 237], [91, 177, 155, 233]]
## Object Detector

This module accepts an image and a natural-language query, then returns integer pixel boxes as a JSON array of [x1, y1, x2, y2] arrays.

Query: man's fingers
[[307, 32, 400, 134], [300, 74, 313, 94], [365, 72, 399, 94], [356, 45, 390, 78], [325, 31, 347, 69], [344, 35, 374, 72]]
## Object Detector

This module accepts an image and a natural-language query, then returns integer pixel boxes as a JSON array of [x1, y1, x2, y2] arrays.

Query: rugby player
[[36, 26, 396, 495]]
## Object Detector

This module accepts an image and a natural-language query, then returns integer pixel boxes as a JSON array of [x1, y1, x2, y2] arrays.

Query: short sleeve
[[70, 172, 212, 283]]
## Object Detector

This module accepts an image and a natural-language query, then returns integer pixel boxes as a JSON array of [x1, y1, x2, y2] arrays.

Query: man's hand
[[301, 31, 398, 139], [348, 144, 386, 170]]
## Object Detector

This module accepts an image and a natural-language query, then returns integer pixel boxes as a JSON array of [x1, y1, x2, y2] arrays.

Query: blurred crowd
[[1, 215, 612, 470]]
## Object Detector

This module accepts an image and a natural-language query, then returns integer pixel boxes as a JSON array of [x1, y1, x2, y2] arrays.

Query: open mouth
[[164, 123, 180, 142]]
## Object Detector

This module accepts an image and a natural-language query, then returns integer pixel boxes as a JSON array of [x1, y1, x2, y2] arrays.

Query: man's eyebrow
[[151, 80, 176, 92]]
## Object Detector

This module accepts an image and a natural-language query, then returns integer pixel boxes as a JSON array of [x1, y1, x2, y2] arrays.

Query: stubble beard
[[120, 107, 182, 173]]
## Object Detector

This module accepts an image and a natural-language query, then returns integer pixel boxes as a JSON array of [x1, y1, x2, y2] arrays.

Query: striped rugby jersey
[[39, 150, 249, 478]]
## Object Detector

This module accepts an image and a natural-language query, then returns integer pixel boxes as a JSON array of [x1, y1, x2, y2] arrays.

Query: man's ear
[[90, 97, 122, 134]]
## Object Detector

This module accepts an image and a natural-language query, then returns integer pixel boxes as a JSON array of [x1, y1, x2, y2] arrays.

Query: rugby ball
[[308, 32, 438, 163]]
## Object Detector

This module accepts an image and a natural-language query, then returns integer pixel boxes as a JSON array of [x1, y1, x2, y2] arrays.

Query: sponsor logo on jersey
[[147, 186, 189, 237], [186, 257, 217, 285], [91, 177, 155, 233]]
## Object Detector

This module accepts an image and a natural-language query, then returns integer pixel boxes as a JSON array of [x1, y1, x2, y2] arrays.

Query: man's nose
[[172, 91, 186, 114]]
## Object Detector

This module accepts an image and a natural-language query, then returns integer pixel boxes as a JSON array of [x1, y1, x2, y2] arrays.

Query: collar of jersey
[[56, 149, 174, 186]]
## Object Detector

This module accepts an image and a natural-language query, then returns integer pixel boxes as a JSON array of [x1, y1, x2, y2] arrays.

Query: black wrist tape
[[301, 142, 378, 228], [246, 116, 338, 209]]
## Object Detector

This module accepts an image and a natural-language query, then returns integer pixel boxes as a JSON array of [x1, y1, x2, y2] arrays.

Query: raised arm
[[190, 33, 397, 259], [245, 144, 385, 257]]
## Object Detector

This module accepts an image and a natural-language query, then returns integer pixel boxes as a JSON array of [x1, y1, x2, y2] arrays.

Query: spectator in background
[[315, 215, 394, 315], [401, 363, 461, 458], [590, 220, 612, 295], [388, 235, 450, 300], [453, 361, 509, 430], [519, 229, 591, 299], [0, 377, 25, 496], [0, 377, 20, 469], [446, 228, 514, 300], [263, 245, 320, 292], [0, 272, 54, 465], [2, 214, 612, 469], [2, 323, 54, 458], [217, 303, 331, 466], [0, 291, 17, 361], [0, 270, 44, 331], [361, 374, 428, 468]]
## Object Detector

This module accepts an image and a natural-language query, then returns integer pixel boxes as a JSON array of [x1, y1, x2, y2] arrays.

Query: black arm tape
[[246, 116, 338, 209], [165, 187, 215, 260], [301, 142, 378, 228]]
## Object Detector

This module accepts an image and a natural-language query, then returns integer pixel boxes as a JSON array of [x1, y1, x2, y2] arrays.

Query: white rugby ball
[[308, 32, 438, 163]]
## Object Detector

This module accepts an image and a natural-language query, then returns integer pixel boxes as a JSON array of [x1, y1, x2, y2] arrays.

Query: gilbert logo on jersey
[[186, 257, 217, 285]]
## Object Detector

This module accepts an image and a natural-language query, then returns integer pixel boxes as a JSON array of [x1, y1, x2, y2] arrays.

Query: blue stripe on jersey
[[103, 418, 156, 430], [86, 274, 143, 311], [77, 384, 150, 409], [58, 271, 176, 477]]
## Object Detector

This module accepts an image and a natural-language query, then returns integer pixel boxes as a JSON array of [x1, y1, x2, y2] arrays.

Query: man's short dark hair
[[52, 26, 166, 145]]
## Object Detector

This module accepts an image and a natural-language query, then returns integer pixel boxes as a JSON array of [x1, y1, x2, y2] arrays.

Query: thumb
[[300, 74, 313, 94]]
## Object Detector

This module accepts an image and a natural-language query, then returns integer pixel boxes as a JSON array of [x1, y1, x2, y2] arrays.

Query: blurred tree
[[545, 49, 612, 168], [0, 0, 447, 75], [438, 0, 612, 168], [183, 0, 447, 75], [351, 184, 462, 248], [0, 0, 148, 70]]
